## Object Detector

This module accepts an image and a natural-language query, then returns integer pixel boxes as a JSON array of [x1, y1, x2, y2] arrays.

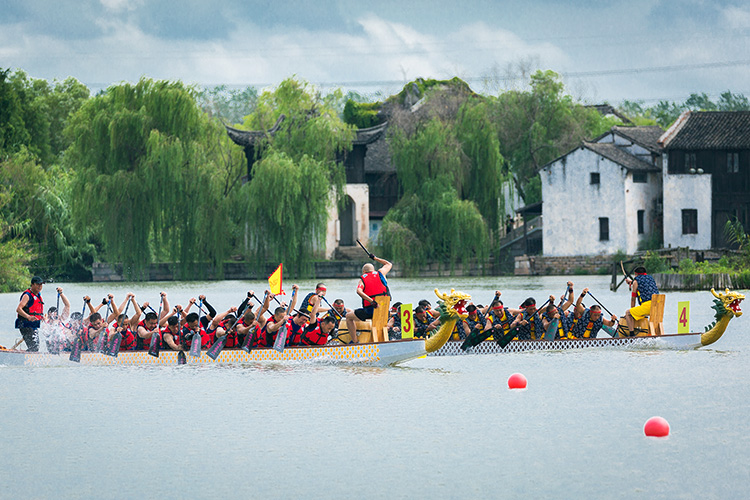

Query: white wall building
[[540, 126, 664, 256]]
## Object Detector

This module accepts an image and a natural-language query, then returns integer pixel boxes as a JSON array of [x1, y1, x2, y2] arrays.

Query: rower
[[413, 305, 440, 338], [136, 292, 167, 350], [624, 266, 659, 337], [286, 311, 312, 346], [387, 302, 402, 340], [297, 316, 337, 346], [570, 287, 618, 338], [15, 276, 46, 351], [111, 293, 141, 351], [181, 312, 212, 350], [299, 283, 326, 319], [209, 307, 239, 348], [257, 285, 299, 348], [462, 304, 487, 341], [160, 314, 183, 351], [508, 298, 544, 340], [345, 256, 392, 344], [44, 287, 71, 353]]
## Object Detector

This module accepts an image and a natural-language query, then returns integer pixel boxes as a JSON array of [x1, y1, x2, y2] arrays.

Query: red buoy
[[507, 373, 527, 389], [644, 416, 670, 437]]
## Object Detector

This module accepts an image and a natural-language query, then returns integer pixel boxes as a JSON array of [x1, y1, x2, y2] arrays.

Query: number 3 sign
[[401, 303, 414, 339], [677, 301, 690, 333]]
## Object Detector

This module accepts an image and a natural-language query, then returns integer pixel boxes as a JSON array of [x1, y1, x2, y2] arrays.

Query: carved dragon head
[[710, 288, 744, 319], [434, 288, 471, 321]]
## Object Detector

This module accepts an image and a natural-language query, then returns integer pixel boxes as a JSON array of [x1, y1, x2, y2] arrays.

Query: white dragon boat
[[0, 289, 470, 368], [430, 288, 744, 357]]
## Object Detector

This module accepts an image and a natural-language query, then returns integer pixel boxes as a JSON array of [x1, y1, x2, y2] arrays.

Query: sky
[[2, 0, 750, 104]]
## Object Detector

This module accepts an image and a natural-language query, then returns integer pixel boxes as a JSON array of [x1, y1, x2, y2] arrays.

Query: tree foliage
[[196, 84, 259, 125], [0, 188, 33, 292], [236, 78, 355, 274], [491, 70, 614, 204], [620, 91, 750, 128], [66, 78, 239, 278], [379, 85, 492, 272]]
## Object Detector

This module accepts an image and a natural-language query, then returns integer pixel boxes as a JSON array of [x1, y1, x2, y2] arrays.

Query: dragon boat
[[0, 289, 470, 368], [430, 288, 744, 357]]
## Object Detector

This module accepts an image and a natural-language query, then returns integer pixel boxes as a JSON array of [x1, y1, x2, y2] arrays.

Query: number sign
[[400, 303, 414, 339], [677, 301, 690, 334]]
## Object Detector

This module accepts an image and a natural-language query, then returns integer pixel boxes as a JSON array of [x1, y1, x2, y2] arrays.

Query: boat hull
[[0, 340, 428, 368], [430, 332, 708, 356]]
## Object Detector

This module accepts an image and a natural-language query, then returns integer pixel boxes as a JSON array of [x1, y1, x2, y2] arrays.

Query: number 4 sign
[[400, 303, 414, 339], [678, 301, 690, 333]]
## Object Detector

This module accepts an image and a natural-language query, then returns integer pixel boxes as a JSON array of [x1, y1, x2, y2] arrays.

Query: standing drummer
[[15, 276, 46, 351]]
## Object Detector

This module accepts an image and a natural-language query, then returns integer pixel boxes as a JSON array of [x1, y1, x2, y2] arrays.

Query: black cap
[[31, 276, 44, 285]]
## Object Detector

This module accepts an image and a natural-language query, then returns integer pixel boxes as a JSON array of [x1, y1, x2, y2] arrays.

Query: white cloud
[[722, 5, 750, 30]]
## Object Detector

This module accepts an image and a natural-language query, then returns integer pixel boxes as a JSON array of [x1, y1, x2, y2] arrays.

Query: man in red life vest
[[344, 256, 392, 344], [259, 285, 300, 347], [160, 315, 183, 351], [136, 292, 167, 350], [209, 307, 239, 347], [15, 276, 46, 351], [298, 316, 337, 346]]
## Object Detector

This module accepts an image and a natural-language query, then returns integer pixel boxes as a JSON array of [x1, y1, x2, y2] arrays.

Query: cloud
[[722, 5, 750, 30]]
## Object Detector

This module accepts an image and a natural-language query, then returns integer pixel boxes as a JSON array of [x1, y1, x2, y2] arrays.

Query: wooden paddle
[[273, 288, 297, 352], [69, 300, 87, 363], [148, 302, 163, 357]]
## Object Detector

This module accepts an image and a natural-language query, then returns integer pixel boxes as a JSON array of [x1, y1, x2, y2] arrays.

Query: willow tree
[[236, 78, 355, 275], [380, 116, 489, 272], [66, 78, 231, 278]]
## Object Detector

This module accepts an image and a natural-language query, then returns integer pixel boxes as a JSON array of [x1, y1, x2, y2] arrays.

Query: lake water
[[1, 275, 749, 499]]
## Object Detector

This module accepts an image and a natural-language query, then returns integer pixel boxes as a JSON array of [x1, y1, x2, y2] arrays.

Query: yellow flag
[[268, 263, 283, 295]]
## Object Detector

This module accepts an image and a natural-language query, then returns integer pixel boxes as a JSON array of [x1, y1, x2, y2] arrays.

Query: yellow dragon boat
[[430, 288, 744, 357], [0, 289, 470, 368]]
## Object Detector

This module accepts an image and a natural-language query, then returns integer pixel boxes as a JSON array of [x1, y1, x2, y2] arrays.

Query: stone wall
[[515, 255, 612, 276]]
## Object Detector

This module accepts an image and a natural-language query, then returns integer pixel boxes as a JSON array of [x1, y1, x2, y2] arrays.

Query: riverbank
[[91, 260, 499, 282]]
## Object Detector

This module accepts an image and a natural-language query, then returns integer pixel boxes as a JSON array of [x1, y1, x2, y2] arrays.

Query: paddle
[[273, 288, 297, 352], [356, 238, 375, 260], [94, 299, 112, 353], [69, 300, 87, 363], [498, 297, 552, 347], [207, 303, 249, 360], [460, 292, 500, 350], [177, 350, 187, 365], [148, 302, 163, 357], [187, 299, 204, 358], [240, 325, 258, 352]]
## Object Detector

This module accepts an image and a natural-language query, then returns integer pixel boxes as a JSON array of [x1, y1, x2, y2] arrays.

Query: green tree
[[0, 188, 33, 292], [235, 78, 355, 274], [492, 70, 615, 203], [65, 78, 234, 278]]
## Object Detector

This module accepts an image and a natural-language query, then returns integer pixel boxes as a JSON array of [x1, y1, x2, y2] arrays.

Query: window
[[682, 209, 698, 235], [632, 172, 647, 183], [599, 217, 609, 241], [685, 152, 697, 172], [590, 172, 600, 185], [727, 152, 739, 173], [637, 210, 645, 234]]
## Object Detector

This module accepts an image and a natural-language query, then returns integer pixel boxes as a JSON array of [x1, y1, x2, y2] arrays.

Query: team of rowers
[[12, 255, 659, 353]]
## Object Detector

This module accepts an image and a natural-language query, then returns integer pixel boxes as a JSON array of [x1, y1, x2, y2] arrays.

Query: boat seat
[[633, 294, 665, 336]]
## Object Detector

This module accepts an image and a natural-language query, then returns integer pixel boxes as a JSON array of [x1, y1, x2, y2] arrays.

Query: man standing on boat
[[624, 266, 659, 337], [345, 255, 392, 344], [15, 276, 45, 351]]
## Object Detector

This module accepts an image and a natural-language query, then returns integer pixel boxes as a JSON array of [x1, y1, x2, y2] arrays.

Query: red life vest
[[136, 320, 155, 350], [258, 316, 283, 348], [360, 271, 388, 307], [160, 326, 180, 349], [286, 317, 308, 346], [181, 325, 211, 349], [112, 322, 137, 351], [218, 319, 238, 348], [18, 289, 44, 322], [299, 320, 328, 346]]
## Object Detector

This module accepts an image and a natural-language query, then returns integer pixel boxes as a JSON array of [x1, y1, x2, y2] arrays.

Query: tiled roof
[[583, 142, 660, 172], [659, 111, 750, 149], [611, 125, 664, 153], [225, 115, 286, 147]]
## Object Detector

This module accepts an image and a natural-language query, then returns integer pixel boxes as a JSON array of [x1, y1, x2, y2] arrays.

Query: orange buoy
[[507, 372, 527, 389], [644, 416, 670, 437]]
